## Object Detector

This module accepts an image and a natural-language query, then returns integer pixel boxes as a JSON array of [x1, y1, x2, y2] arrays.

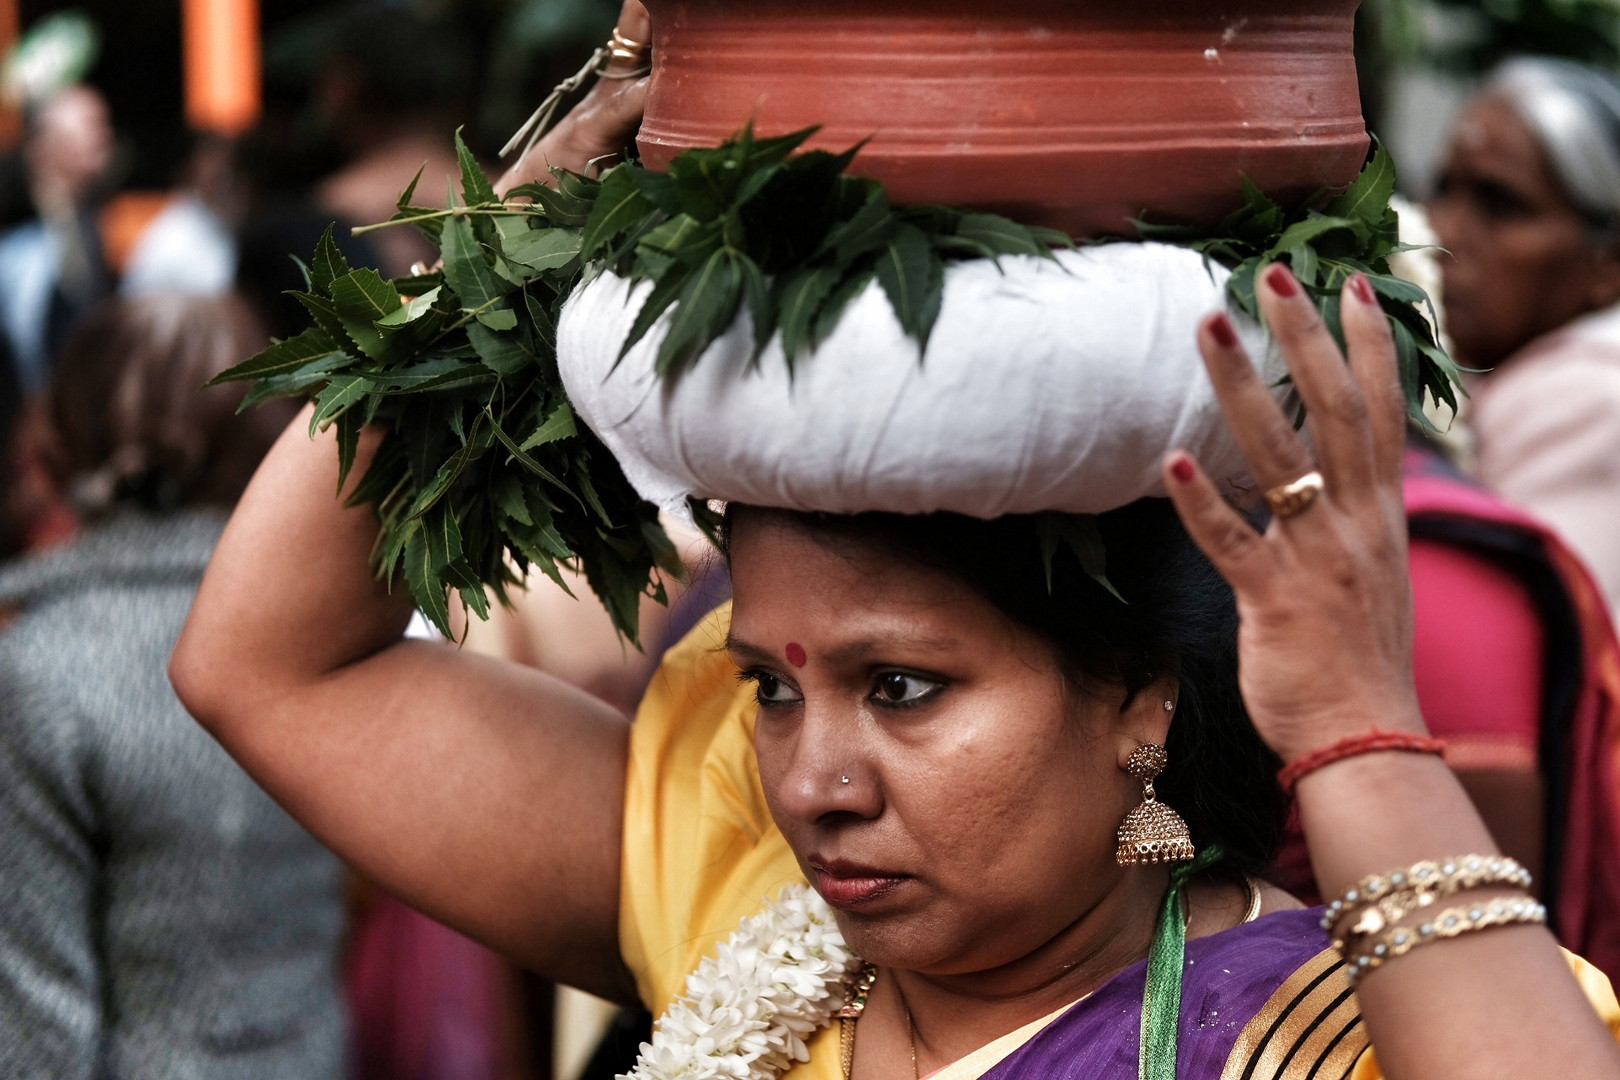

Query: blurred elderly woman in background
[[0, 294, 346, 1079], [1429, 57, 1620, 614]]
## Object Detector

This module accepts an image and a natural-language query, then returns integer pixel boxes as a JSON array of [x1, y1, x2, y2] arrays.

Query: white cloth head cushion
[[559, 242, 1289, 520]]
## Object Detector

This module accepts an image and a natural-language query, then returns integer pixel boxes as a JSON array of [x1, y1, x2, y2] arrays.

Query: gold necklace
[[840, 964, 919, 1080], [894, 973, 921, 1080]]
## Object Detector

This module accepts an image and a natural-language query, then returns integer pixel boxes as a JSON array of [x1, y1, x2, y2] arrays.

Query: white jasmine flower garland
[[619, 884, 862, 1080]]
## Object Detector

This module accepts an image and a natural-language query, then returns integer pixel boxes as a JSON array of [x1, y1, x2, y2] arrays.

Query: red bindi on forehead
[[785, 642, 807, 668]]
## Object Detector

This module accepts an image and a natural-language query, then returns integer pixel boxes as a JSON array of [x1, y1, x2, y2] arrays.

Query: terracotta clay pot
[[637, 0, 1367, 236]]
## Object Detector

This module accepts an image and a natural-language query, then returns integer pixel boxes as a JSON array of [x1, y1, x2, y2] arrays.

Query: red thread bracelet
[[1277, 729, 1447, 795]]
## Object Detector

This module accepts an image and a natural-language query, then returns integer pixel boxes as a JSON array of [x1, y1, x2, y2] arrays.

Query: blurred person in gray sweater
[[0, 294, 345, 1078]]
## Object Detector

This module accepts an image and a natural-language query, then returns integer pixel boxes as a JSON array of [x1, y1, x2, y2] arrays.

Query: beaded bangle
[[1278, 728, 1447, 795], [1320, 855, 1533, 948], [1344, 894, 1547, 985]]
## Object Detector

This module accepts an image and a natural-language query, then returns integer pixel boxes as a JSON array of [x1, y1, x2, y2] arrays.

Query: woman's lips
[[810, 860, 909, 910]]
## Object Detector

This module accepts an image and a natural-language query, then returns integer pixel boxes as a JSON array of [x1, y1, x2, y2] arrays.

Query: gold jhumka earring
[[1115, 743, 1196, 866]]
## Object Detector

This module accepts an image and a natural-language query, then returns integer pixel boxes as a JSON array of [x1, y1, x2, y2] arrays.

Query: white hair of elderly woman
[[1488, 56, 1620, 230]]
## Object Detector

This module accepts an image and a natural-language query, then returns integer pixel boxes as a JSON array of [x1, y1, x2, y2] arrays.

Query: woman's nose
[[772, 713, 881, 825]]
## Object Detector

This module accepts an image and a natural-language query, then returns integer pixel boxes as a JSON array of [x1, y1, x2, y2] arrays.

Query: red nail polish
[[1170, 456, 1196, 484], [1349, 273, 1377, 306], [1208, 313, 1240, 349], [1265, 264, 1300, 298]]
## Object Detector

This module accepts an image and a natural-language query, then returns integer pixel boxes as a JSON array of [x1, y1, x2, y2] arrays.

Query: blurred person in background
[[0, 83, 115, 393], [0, 293, 347, 1079], [1428, 56, 1620, 614], [120, 131, 244, 298], [312, 4, 476, 277]]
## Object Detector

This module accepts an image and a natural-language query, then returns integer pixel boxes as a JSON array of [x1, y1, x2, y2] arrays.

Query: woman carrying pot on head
[[172, 15, 1620, 1080], [1429, 57, 1620, 616]]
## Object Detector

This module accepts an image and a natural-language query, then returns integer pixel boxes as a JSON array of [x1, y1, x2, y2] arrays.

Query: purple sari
[[980, 909, 1366, 1080]]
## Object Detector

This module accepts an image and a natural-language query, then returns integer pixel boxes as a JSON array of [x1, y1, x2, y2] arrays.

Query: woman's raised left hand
[[1163, 265, 1426, 765], [496, 0, 651, 195]]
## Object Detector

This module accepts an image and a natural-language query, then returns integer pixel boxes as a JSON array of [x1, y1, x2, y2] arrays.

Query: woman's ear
[[1114, 679, 1177, 770]]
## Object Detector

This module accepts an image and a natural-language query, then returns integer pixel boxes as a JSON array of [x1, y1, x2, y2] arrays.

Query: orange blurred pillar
[[0, 0, 19, 145], [184, 0, 260, 135]]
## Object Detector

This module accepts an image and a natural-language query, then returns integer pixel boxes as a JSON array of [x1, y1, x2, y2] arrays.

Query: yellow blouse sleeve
[[1346, 951, 1620, 1080], [618, 603, 807, 1014]]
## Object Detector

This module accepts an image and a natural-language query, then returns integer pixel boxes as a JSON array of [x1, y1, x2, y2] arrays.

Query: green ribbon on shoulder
[[1138, 845, 1225, 1080]]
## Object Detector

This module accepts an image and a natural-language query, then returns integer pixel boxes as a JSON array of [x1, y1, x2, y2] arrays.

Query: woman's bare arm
[[1165, 267, 1620, 1079], [172, 413, 636, 1002]]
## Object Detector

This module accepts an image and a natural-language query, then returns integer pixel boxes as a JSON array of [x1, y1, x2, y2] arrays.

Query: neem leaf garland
[[1133, 142, 1460, 426], [213, 129, 1455, 641]]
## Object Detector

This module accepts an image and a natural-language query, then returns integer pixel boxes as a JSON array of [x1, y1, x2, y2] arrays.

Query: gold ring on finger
[[608, 27, 650, 65], [1265, 470, 1326, 520]]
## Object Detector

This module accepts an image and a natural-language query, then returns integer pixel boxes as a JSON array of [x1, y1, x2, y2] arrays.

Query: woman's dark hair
[[722, 499, 1287, 877], [46, 292, 293, 518]]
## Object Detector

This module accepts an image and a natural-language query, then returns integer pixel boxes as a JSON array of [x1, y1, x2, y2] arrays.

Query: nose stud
[[1164, 700, 1174, 712], [840, 775, 851, 785]]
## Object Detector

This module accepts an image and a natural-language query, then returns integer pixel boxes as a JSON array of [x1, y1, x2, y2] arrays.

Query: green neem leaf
[[293, 290, 348, 341], [424, 503, 465, 571], [657, 246, 744, 377], [519, 401, 576, 451], [1267, 215, 1359, 261], [310, 223, 352, 295], [467, 321, 532, 376], [492, 472, 534, 526], [397, 164, 425, 212], [476, 308, 519, 331], [364, 356, 472, 390], [377, 286, 444, 327], [441, 212, 509, 312], [641, 517, 685, 580], [329, 269, 404, 357], [455, 128, 498, 208], [403, 526, 453, 637], [209, 327, 343, 385], [1035, 513, 1124, 603], [773, 264, 841, 364], [874, 223, 945, 353], [637, 215, 723, 267], [310, 373, 371, 431], [812, 263, 877, 347], [334, 409, 366, 493], [1363, 270, 1429, 306], [1290, 242, 1320, 289], [236, 364, 345, 410], [952, 213, 1059, 261], [738, 253, 773, 358], [581, 165, 659, 262], [502, 227, 582, 272], [1323, 142, 1396, 239], [822, 184, 895, 262], [619, 268, 691, 359], [408, 419, 494, 518], [488, 411, 569, 491]]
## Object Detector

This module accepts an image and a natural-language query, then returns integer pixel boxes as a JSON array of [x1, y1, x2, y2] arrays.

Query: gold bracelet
[[1345, 894, 1546, 985], [1321, 855, 1532, 949]]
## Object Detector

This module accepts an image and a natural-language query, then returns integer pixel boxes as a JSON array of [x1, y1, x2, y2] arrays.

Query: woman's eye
[[872, 672, 940, 706], [747, 671, 802, 707]]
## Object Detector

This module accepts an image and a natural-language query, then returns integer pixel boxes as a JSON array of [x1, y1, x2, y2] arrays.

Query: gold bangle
[[1345, 894, 1547, 985], [1321, 855, 1532, 950]]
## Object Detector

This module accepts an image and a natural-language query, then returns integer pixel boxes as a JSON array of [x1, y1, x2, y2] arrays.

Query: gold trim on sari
[[1220, 947, 1368, 1080]]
